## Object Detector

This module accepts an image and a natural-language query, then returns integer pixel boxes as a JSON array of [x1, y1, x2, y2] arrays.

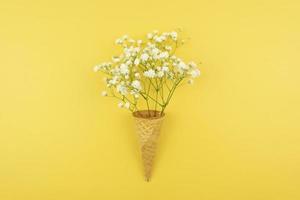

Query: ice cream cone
[[133, 110, 165, 182]]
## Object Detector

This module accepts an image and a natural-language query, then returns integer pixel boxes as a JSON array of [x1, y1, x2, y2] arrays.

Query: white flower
[[137, 40, 143, 45], [115, 38, 123, 45], [152, 54, 159, 60], [124, 102, 130, 109], [116, 84, 128, 95], [155, 36, 164, 43], [151, 48, 160, 55], [134, 58, 140, 66], [128, 39, 135, 43], [162, 66, 169, 72], [147, 33, 153, 39], [111, 68, 119, 74], [151, 48, 160, 59], [134, 73, 140, 78], [161, 35, 166, 40], [93, 65, 101, 72], [147, 42, 155, 48], [95, 30, 200, 113], [125, 60, 132, 66], [131, 80, 141, 90], [157, 71, 164, 78], [190, 69, 200, 78], [119, 64, 129, 75], [165, 46, 172, 51], [118, 102, 124, 108], [177, 61, 188, 70], [112, 56, 120, 63], [188, 61, 197, 68], [159, 51, 169, 59], [140, 53, 149, 62], [170, 31, 178, 40], [101, 91, 108, 96], [124, 48, 132, 58], [143, 69, 156, 78], [108, 76, 118, 85], [134, 47, 140, 53]]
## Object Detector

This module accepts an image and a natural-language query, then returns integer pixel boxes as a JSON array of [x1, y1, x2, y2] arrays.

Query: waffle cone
[[133, 110, 165, 182]]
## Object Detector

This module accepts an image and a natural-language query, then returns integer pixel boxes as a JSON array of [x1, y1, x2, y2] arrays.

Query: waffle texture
[[133, 110, 165, 181]]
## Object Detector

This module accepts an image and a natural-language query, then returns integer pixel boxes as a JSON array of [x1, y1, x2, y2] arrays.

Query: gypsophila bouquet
[[93, 29, 202, 181], [94, 29, 200, 116]]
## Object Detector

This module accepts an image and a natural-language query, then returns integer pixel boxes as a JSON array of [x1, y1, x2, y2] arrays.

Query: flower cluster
[[94, 30, 200, 115]]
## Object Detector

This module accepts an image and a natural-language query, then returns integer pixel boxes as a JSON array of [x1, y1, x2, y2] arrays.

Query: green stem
[[160, 78, 183, 114], [154, 79, 159, 115], [146, 79, 151, 116], [160, 78, 165, 103], [110, 89, 137, 112], [140, 91, 164, 106]]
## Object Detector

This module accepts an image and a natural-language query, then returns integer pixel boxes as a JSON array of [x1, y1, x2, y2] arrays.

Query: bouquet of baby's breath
[[94, 29, 200, 116], [93, 30, 200, 181]]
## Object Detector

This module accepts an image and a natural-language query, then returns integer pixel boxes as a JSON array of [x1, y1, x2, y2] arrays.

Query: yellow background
[[1, 0, 300, 199]]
